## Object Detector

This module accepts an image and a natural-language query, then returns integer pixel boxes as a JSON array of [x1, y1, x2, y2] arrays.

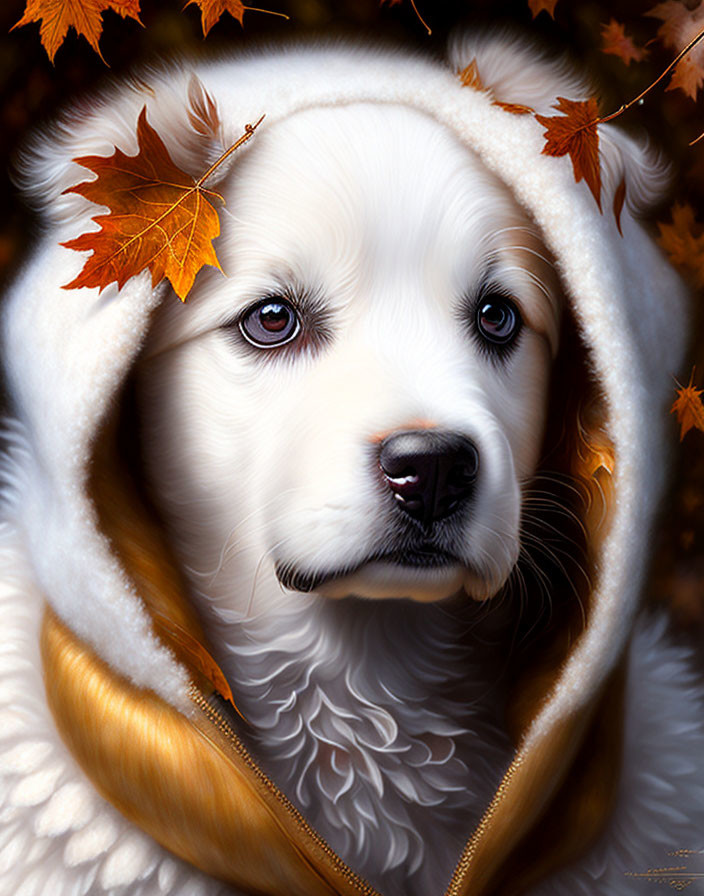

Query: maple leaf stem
[[63, 113, 264, 301], [599, 26, 704, 125], [196, 114, 265, 188], [409, 0, 431, 35], [242, 5, 289, 19], [94, 117, 264, 273]]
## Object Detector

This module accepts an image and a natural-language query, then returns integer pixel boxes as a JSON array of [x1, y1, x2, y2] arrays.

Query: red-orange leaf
[[62, 107, 262, 301], [535, 97, 602, 209], [528, 0, 558, 19], [658, 202, 704, 286], [185, 0, 242, 34], [151, 613, 246, 720], [580, 427, 616, 478], [11, 0, 141, 63], [494, 101, 534, 115], [458, 59, 533, 114], [672, 371, 704, 441], [458, 59, 484, 90], [183, 0, 288, 37], [647, 1, 704, 100], [601, 19, 647, 66], [613, 176, 627, 236], [187, 74, 221, 140]]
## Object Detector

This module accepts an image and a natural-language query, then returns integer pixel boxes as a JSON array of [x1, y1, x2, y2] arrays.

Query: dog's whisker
[[520, 503, 588, 542], [496, 264, 553, 302], [523, 471, 586, 503], [190, 490, 311, 584], [517, 531, 590, 632], [218, 490, 308, 570], [489, 242, 555, 269], [245, 534, 296, 618]]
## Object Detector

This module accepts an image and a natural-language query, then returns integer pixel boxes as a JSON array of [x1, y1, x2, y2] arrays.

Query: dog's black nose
[[378, 430, 479, 525]]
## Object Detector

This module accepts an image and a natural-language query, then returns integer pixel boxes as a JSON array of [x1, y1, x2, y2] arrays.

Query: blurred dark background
[[1, 0, 703, 635]]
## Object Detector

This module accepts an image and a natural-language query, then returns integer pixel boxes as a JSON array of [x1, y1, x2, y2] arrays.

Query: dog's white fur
[[136, 102, 563, 895]]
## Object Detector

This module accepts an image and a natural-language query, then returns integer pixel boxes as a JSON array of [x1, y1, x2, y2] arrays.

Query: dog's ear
[[177, 74, 238, 185], [597, 123, 670, 221], [16, 71, 232, 228], [448, 31, 589, 116], [449, 32, 671, 219]]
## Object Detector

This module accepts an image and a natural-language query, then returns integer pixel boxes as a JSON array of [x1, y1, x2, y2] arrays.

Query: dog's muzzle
[[273, 429, 481, 597]]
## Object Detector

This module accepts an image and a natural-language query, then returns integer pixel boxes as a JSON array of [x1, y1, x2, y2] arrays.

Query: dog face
[[138, 102, 562, 610]]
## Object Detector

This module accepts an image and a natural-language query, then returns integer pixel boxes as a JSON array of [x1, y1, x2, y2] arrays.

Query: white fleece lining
[[1, 38, 689, 743]]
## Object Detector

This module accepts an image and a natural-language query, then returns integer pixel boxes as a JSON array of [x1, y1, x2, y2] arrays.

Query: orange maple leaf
[[671, 371, 704, 441], [658, 202, 704, 286], [601, 19, 647, 66], [458, 59, 534, 115], [494, 101, 535, 115], [535, 97, 602, 209], [528, 0, 558, 19], [185, 0, 242, 35], [12, 0, 141, 63], [183, 0, 288, 37], [647, 1, 704, 100], [458, 59, 484, 90], [579, 428, 616, 479], [62, 107, 263, 301], [151, 614, 246, 721]]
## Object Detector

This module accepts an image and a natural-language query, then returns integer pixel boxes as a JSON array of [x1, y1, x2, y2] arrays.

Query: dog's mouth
[[275, 545, 466, 600]]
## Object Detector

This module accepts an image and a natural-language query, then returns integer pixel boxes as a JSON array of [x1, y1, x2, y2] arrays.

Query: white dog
[[1, 33, 704, 896], [135, 100, 562, 895]]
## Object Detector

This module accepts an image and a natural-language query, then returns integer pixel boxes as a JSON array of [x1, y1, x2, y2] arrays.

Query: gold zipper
[[189, 686, 382, 896], [442, 754, 525, 896], [189, 684, 519, 896]]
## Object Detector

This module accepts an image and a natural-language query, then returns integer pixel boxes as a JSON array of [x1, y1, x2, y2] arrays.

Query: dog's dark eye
[[476, 296, 522, 345], [239, 299, 300, 347]]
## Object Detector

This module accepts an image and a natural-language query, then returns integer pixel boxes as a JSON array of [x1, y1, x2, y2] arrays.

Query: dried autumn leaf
[[528, 0, 558, 19], [647, 1, 704, 100], [586, 441, 615, 478], [535, 97, 602, 210], [613, 176, 627, 236], [458, 59, 534, 114], [494, 101, 535, 115], [184, 0, 242, 34], [458, 59, 484, 90], [62, 107, 262, 301], [187, 74, 221, 140], [658, 202, 704, 286], [671, 371, 704, 441], [11, 0, 141, 63], [601, 19, 647, 66], [183, 0, 288, 37], [151, 614, 246, 720], [582, 431, 615, 478]]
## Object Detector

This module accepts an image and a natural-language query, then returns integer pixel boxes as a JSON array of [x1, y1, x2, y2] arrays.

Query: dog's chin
[[319, 565, 507, 602], [317, 562, 466, 602], [275, 536, 517, 602]]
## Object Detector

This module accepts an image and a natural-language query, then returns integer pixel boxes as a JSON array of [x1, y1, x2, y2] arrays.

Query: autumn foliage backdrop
[[1, 0, 704, 639]]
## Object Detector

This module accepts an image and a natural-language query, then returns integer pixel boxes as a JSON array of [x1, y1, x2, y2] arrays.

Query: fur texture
[[136, 103, 562, 893]]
